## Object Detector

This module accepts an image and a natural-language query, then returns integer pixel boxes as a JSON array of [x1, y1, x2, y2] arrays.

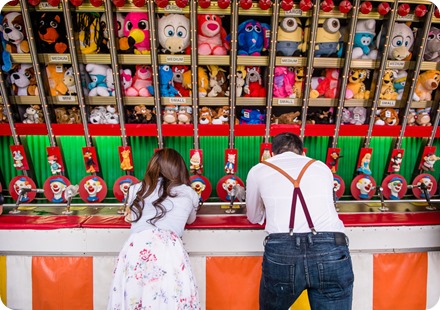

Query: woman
[[108, 148, 200, 309]]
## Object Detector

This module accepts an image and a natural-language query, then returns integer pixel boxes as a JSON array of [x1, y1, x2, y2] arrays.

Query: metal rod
[[61, 0, 93, 147], [147, 0, 164, 149], [263, 0, 280, 144], [332, 0, 361, 149], [20, 0, 56, 147], [189, 0, 199, 150], [228, 0, 239, 150]]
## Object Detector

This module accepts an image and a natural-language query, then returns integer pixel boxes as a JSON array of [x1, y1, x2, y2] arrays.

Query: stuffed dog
[[413, 70, 440, 101], [10, 63, 38, 96], [36, 12, 68, 53], [0, 12, 29, 54]]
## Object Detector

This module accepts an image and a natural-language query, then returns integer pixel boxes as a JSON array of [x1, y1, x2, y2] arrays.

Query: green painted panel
[[164, 136, 193, 165], [335, 136, 363, 196], [369, 137, 393, 185], [25, 135, 51, 187], [400, 137, 425, 183], [304, 136, 329, 163], [0, 136, 20, 188], [235, 136, 262, 183], [129, 136, 158, 178], [58, 136, 86, 185], [94, 136, 122, 197], [200, 136, 228, 198]]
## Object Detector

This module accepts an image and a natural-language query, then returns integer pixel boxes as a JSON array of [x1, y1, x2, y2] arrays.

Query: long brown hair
[[129, 148, 190, 224]]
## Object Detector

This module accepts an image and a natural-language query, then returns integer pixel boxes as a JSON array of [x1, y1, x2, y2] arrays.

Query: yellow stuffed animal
[[379, 70, 398, 100], [46, 65, 68, 96], [182, 67, 210, 97], [413, 70, 440, 101], [346, 69, 370, 99]]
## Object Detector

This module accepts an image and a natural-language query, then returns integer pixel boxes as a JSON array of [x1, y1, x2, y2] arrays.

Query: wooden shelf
[[123, 97, 155, 106], [199, 97, 229, 106], [161, 97, 192, 105], [118, 55, 151, 65], [272, 98, 302, 106], [237, 56, 269, 66], [198, 56, 230, 66], [236, 97, 266, 106], [158, 55, 191, 65], [275, 57, 307, 67], [156, 1, 190, 13]]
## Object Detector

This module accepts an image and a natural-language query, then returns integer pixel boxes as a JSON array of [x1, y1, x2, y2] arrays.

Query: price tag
[[165, 56, 185, 63]]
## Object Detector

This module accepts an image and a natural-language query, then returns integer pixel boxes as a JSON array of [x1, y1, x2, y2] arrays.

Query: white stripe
[[351, 253, 373, 310], [427, 252, 440, 309], [93, 256, 118, 310], [190, 256, 206, 310], [6, 256, 32, 310]]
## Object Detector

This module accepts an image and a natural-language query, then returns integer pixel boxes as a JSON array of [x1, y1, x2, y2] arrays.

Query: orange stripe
[[373, 252, 427, 310], [0, 256, 6, 305], [206, 256, 262, 310], [32, 256, 93, 310]]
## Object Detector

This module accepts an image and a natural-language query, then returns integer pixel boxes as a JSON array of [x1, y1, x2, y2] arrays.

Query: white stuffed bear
[[86, 64, 112, 96], [388, 23, 415, 61], [157, 14, 190, 54], [63, 67, 77, 96]]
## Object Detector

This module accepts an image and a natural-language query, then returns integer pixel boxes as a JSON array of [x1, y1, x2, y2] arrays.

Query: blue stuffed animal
[[147, 65, 179, 97], [239, 108, 265, 124], [0, 15, 12, 72], [352, 20, 378, 59], [228, 20, 270, 56]]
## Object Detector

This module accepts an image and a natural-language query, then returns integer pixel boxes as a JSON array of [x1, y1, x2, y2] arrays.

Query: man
[[246, 132, 354, 310]]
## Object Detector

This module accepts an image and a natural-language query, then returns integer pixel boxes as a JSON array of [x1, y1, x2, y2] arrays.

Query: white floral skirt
[[107, 228, 200, 310]]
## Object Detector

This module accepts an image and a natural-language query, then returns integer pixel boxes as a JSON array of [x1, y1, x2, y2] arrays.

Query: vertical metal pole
[[189, 0, 199, 150], [228, 0, 239, 149]]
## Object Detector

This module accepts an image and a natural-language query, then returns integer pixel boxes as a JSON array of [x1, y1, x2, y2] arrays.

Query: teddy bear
[[55, 107, 70, 124], [197, 14, 230, 55], [379, 69, 398, 100], [413, 70, 440, 101], [86, 64, 113, 96], [68, 107, 82, 124], [243, 66, 266, 97], [23, 105, 44, 124], [346, 69, 370, 100], [272, 111, 301, 124], [134, 104, 155, 123], [163, 105, 178, 124], [424, 26, 440, 62], [307, 108, 334, 124], [181, 67, 210, 97], [199, 106, 214, 124], [178, 106, 192, 124], [157, 14, 190, 54], [230, 19, 270, 56], [407, 109, 416, 126], [123, 12, 150, 55], [387, 22, 415, 61], [35, 12, 68, 53], [236, 65, 246, 97], [125, 65, 152, 97], [0, 12, 29, 54], [75, 12, 107, 54], [239, 109, 265, 124], [63, 67, 77, 96], [415, 108, 431, 126], [207, 65, 229, 97], [375, 108, 399, 126], [0, 104, 8, 124], [314, 18, 342, 57], [273, 66, 295, 98], [10, 63, 38, 96], [211, 106, 230, 124], [276, 17, 306, 57], [293, 67, 304, 98], [310, 68, 340, 98], [352, 19, 377, 59]]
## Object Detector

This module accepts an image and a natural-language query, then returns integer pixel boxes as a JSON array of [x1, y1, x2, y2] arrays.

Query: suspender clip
[[289, 229, 294, 236], [311, 228, 317, 235]]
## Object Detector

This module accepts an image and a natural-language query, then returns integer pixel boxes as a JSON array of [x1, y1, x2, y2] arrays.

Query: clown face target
[[43, 176, 71, 203], [190, 175, 212, 202], [411, 174, 437, 199], [216, 175, 245, 202], [9, 176, 37, 203], [113, 176, 140, 203], [350, 174, 377, 200], [381, 174, 407, 200], [333, 174, 345, 200], [79, 176, 107, 203]]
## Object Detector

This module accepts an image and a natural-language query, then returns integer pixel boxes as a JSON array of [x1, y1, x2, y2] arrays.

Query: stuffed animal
[[375, 108, 399, 126], [388, 22, 415, 61], [407, 108, 416, 126], [199, 106, 214, 124], [129, 104, 155, 123], [163, 105, 178, 124], [415, 108, 431, 126], [393, 70, 407, 100], [177, 106, 192, 124], [273, 66, 295, 98], [0, 12, 29, 54], [292, 67, 304, 98], [55, 107, 70, 124], [46, 64, 68, 96], [0, 15, 12, 72], [307, 108, 334, 124], [346, 69, 370, 99], [115, 13, 136, 54], [23, 105, 44, 123], [89, 105, 118, 124], [67, 107, 82, 124], [36, 12, 68, 53], [10, 63, 38, 96], [239, 109, 265, 124], [172, 65, 191, 97], [236, 65, 246, 97], [207, 65, 228, 97], [243, 66, 266, 97], [125, 65, 152, 97], [276, 17, 306, 57], [120, 68, 133, 95], [424, 27, 440, 62], [63, 67, 77, 96], [106, 69, 115, 96], [181, 67, 210, 97], [352, 19, 377, 59], [272, 111, 301, 124], [75, 13, 107, 54], [310, 68, 340, 98], [413, 70, 440, 101], [314, 18, 341, 57], [157, 14, 190, 54], [198, 14, 229, 55], [123, 12, 150, 55], [0, 104, 7, 124], [86, 64, 113, 96], [212, 106, 230, 124], [379, 69, 398, 100], [147, 65, 179, 97], [231, 19, 270, 56], [349, 107, 367, 125]]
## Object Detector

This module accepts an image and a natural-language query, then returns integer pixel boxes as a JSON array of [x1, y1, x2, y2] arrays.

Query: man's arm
[[245, 168, 265, 225]]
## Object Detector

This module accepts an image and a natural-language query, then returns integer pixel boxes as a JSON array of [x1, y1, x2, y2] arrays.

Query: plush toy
[[123, 12, 150, 55], [310, 68, 340, 98], [125, 65, 152, 97], [307, 108, 334, 124], [272, 111, 301, 124], [415, 108, 431, 126], [75, 13, 107, 54], [231, 19, 270, 55], [236, 65, 246, 97], [273, 66, 295, 98], [352, 19, 377, 59], [212, 106, 230, 124], [0, 12, 29, 54], [130, 104, 155, 123], [292, 67, 304, 98], [45, 64, 68, 96], [239, 108, 265, 124], [148, 65, 179, 97], [407, 108, 416, 126], [314, 18, 341, 57], [23, 105, 44, 123], [346, 69, 370, 99], [276, 17, 306, 57], [0, 104, 7, 124], [379, 69, 398, 100], [199, 106, 214, 124], [63, 67, 77, 96], [86, 64, 113, 96], [10, 63, 38, 96], [375, 108, 399, 126], [172, 65, 191, 97], [157, 14, 190, 54], [67, 107, 82, 124], [197, 14, 229, 55], [181, 67, 210, 97], [36, 12, 68, 53], [349, 107, 367, 125], [89, 105, 119, 124], [0, 15, 12, 72], [393, 70, 407, 100], [104, 105, 119, 124], [177, 106, 192, 124], [106, 69, 115, 96], [115, 13, 136, 54], [388, 22, 415, 61], [207, 65, 228, 97], [55, 107, 71, 124], [120, 68, 133, 95], [243, 66, 266, 97], [163, 105, 178, 124], [424, 26, 440, 62], [413, 70, 440, 101]]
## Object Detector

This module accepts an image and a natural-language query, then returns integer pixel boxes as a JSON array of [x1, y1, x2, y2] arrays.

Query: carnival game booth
[[0, 0, 440, 308]]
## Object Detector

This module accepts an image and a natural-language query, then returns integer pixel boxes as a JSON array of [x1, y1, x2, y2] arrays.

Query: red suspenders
[[261, 159, 317, 235]]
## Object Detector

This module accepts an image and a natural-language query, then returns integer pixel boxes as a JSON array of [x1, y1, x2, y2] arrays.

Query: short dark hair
[[272, 132, 304, 155]]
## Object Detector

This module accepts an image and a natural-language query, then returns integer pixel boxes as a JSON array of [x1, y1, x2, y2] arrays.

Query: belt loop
[[263, 235, 269, 246], [296, 236, 300, 247], [308, 234, 313, 245]]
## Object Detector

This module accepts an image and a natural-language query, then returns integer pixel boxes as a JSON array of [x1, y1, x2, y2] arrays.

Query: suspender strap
[[262, 159, 317, 235]]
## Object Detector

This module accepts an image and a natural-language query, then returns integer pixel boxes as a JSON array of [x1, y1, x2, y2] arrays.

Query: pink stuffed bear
[[123, 12, 150, 55], [310, 68, 341, 98], [273, 66, 295, 98], [197, 14, 230, 55], [125, 65, 152, 97]]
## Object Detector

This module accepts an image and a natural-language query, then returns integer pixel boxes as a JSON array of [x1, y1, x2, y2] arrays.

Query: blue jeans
[[260, 232, 354, 310]]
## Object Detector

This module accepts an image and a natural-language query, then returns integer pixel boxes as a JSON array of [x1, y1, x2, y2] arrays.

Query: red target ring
[[216, 175, 245, 202], [190, 175, 212, 202], [380, 174, 407, 200], [43, 176, 71, 203], [9, 176, 37, 203], [333, 174, 345, 200], [113, 176, 140, 203], [350, 174, 376, 200], [411, 174, 437, 199]]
